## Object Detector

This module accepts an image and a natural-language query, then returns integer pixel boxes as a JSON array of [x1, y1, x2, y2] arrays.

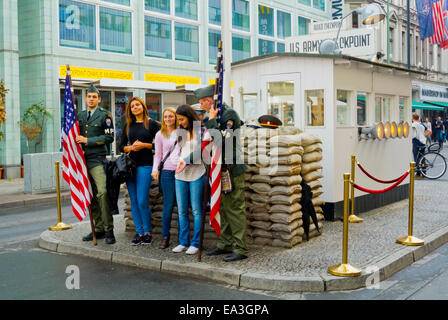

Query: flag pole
[[66, 64, 97, 246], [198, 164, 211, 262]]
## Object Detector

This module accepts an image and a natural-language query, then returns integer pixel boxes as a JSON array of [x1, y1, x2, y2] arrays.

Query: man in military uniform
[[76, 84, 115, 244], [194, 85, 248, 262]]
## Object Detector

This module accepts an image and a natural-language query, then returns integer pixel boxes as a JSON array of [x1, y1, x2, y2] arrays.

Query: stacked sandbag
[[241, 126, 307, 248], [298, 132, 325, 239]]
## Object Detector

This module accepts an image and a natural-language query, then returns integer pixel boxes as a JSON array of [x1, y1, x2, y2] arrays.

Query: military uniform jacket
[[204, 104, 247, 177], [78, 107, 114, 169]]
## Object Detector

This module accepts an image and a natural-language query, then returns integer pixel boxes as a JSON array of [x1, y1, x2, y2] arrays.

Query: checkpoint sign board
[[286, 28, 376, 58]]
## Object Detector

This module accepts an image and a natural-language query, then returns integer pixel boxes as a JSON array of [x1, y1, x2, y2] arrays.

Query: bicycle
[[415, 145, 447, 179]]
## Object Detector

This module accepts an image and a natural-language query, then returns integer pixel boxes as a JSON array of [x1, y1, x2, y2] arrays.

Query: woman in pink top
[[151, 107, 178, 249]]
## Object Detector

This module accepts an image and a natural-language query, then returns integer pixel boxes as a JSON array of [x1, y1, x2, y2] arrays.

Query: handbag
[[157, 140, 178, 194], [114, 154, 137, 184]]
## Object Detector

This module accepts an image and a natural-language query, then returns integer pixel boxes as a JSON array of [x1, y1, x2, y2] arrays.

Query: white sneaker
[[185, 246, 199, 255], [172, 245, 187, 253]]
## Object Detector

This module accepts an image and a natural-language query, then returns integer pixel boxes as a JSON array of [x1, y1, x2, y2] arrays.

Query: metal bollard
[[349, 155, 364, 223], [328, 173, 362, 277], [396, 162, 424, 246], [49, 161, 72, 231]]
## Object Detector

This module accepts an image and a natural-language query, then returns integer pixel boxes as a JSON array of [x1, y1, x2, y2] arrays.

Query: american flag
[[429, 0, 447, 44], [214, 52, 224, 124], [62, 70, 93, 221]]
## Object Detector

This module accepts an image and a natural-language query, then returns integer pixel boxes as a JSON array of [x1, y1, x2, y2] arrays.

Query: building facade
[[0, 0, 332, 178]]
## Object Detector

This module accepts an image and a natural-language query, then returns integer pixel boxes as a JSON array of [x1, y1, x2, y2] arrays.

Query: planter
[[21, 165, 24, 178]]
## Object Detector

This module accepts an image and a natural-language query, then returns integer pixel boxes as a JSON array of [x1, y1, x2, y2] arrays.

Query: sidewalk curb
[[38, 224, 448, 292]]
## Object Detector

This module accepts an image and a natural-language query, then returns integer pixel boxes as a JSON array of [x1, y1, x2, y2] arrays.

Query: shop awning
[[423, 101, 448, 108], [412, 101, 445, 111]]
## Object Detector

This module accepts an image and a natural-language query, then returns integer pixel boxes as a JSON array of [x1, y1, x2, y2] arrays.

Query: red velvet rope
[[353, 171, 409, 194], [357, 161, 404, 184]]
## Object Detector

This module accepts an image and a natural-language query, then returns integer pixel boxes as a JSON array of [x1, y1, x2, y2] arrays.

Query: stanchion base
[[396, 235, 424, 246], [328, 263, 362, 277], [348, 215, 364, 223], [49, 222, 72, 231]]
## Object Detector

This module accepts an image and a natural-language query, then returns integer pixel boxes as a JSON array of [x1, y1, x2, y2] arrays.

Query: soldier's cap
[[245, 118, 261, 128], [87, 83, 100, 95], [258, 115, 282, 129], [194, 85, 215, 100], [191, 103, 206, 114]]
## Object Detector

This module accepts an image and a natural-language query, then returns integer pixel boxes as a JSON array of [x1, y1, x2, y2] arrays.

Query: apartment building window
[[313, 0, 325, 11], [59, 0, 96, 50], [233, 0, 250, 32], [208, 29, 221, 64], [145, 0, 199, 62], [298, 16, 310, 35], [352, 11, 358, 28], [175, 0, 198, 20], [104, 0, 130, 5], [145, 0, 170, 14], [232, 33, 251, 62], [277, 10, 291, 39], [259, 39, 275, 55], [389, 27, 394, 60], [209, 0, 221, 25], [259, 5, 274, 37], [100, 7, 132, 54], [59, 0, 133, 54], [402, 31, 406, 63], [297, 0, 311, 6], [145, 16, 172, 59]]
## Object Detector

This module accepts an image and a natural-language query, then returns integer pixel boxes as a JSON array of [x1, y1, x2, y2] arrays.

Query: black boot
[[105, 230, 116, 244], [82, 231, 105, 241]]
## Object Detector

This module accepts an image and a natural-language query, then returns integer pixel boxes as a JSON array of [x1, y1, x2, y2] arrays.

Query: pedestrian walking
[[194, 85, 249, 262], [77, 84, 116, 244], [151, 107, 179, 249], [434, 116, 445, 150], [412, 113, 429, 177], [443, 118, 448, 142], [120, 97, 160, 246], [423, 117, 432, 144], [172, 105, 207, 255]]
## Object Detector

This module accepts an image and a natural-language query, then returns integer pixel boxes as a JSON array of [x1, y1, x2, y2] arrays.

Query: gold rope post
[[396, 162, 424, 246], [349, 155, 363, 223], [328, 173, 362, 277], [49, 161, 72, 231]]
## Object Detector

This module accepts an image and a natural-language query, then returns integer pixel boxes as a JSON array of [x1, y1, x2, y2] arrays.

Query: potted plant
[[19, 101, 52, 153], [0, 79, 9, 179]]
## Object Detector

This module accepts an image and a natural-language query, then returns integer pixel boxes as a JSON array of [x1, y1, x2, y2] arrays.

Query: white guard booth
[[231, 53, 425, 219]]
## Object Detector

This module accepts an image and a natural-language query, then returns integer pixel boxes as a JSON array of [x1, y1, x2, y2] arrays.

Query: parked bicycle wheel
[[427, 142, 440, 153], [418, 152, 447, 179]]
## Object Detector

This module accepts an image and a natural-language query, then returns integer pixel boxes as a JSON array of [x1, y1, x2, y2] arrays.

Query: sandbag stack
[[298, 132, 325, 239], [241, 126, 315, 248]]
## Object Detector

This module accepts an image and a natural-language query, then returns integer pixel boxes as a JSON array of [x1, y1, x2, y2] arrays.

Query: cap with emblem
[[87, 83, 100, 95], [258, 115, 282, 129], [192, 103, 206, 114], [194, 85, 215, 100], [245, 118, 261, 128]]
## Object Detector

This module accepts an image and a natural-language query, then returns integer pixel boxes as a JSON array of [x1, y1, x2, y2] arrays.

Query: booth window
[[232, 34, 251, 62], [268, 82, 295, 127], [209, 0, 221, 26], [399, 96, 408, 122], [145, 0, 170, 14], [242, 93, 258, 121], [375, 95, 391, 122], [59, 0, 96, 50], [145, 16, 172, 59], [232, 0, 250, 32], [336, 90, 352, 126], [356, 91, 367, 126], [174, 22, 199, 62], [306, 90, 324, 126], [100, 7, 132, 54]]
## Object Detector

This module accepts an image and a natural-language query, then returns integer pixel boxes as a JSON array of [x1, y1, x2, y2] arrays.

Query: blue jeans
[[161, 170, 176, 239], [126, 166, 153, 235], [175, 174, 206, 248]]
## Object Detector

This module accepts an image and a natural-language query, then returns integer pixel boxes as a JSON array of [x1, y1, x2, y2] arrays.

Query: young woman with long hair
[[171, 104, 206, 255], [119, 97, 160, 246], [151, 107, 179, 249]]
